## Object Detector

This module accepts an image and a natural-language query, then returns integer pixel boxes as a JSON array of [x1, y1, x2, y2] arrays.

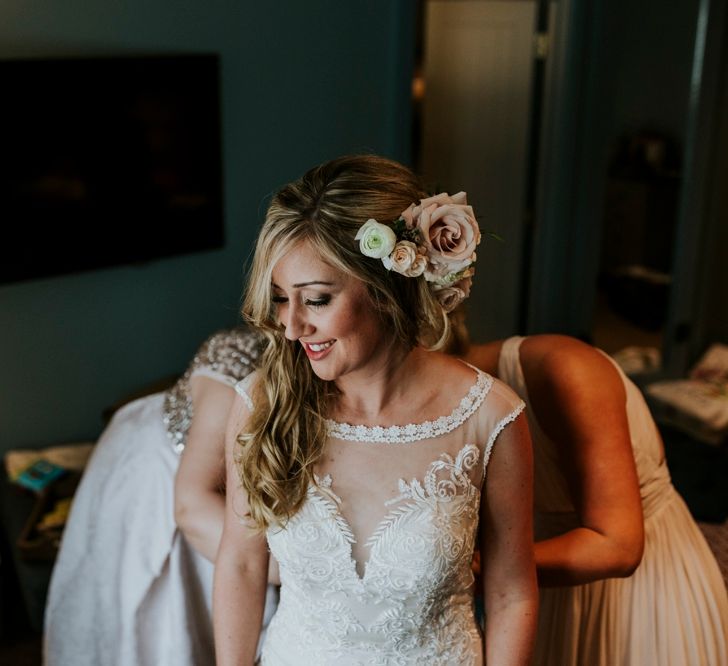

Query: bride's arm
[[479, 412, 538, 665], [213, 393, 269, 666]]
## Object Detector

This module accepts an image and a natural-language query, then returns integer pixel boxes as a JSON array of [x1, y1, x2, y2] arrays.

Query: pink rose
[[399, 191, 468, 230], [400, 203, 416, 229], [418, 200, 480, 263], [394, 191, 480, 312], [433, 276, 473, 313]]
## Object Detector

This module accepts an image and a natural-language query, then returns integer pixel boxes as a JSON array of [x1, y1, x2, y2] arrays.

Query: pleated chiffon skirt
[[534, 488, 728, 666]]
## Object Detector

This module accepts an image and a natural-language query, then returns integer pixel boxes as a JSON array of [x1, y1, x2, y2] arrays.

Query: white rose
[[355, 219, 397, 259]]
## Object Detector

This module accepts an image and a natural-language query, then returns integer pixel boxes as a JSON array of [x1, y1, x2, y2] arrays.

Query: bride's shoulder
[[485, 374, 526, 417], [422, 349, 472, 375], [428, 351, 523, 415], [417, 351, 491, 405], [418, 350, 481, 390], [420, 352, 524, 438]]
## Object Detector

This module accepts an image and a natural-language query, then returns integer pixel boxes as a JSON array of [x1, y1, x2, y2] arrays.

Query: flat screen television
[[0, 54, 223, 285]]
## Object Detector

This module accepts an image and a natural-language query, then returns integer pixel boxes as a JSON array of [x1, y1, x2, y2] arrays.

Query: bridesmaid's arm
[[213, 393, 269, 666], [174, 375, 233, 562], [521, 335, 645, 586], [480, 412, 538, 665]]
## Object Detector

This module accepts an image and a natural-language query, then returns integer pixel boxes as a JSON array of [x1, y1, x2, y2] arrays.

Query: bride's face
[[271, 240, 393, 383]]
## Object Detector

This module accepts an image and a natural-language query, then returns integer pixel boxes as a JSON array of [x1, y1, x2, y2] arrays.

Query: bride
[[213, 155, 538, 665]]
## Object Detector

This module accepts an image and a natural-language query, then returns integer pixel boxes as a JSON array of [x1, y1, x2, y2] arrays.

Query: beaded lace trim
[[482, 401, 525, 474], [326, 371, 492, 444]]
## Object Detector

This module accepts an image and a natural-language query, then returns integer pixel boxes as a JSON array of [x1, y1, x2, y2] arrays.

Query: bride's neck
[[332, 346, 428, 421]]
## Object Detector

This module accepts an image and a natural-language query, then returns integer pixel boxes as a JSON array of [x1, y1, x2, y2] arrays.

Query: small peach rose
[[404, 251, 428, 277], [382, 241, 418, 274], [453, 275, 473, 297]]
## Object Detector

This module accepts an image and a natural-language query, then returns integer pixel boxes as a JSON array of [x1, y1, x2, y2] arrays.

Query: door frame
[[528, 0, 726, 377]]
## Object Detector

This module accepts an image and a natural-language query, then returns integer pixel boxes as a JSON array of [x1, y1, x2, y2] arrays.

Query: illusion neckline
[[325, 369, 492, 444]]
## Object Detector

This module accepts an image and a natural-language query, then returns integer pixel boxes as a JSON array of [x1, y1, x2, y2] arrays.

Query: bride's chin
[[308, 362, 337, 381]]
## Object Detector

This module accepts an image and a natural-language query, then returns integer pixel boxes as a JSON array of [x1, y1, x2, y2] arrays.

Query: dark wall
[[604, 0, 698, 144], [698, 14, 728, 349], [0, 0, 416, 453]]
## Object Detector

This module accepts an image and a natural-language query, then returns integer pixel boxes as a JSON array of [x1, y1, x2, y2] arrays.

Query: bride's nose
[[282, 301, 312, 341]]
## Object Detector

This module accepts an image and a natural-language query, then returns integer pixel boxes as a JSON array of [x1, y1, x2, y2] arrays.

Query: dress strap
[[497, 336, 528, 400], [482, 401, 525, 476], [234, 373, 256, 411]]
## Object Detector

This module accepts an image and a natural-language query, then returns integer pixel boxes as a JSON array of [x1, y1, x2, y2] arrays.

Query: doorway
[[414, 0, 553, 342]]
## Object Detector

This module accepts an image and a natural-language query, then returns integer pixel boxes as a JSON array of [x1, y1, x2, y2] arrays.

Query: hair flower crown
[[354, 191, 480, 312]]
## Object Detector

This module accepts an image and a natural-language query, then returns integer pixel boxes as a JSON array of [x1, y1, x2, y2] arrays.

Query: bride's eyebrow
[[271, 281, 336, 289]]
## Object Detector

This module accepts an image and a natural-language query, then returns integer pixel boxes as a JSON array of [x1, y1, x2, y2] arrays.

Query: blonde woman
[[213, 155, 538, 665]]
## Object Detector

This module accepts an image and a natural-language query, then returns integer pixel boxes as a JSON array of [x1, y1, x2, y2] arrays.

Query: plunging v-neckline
[[308, 443, 482, 584]]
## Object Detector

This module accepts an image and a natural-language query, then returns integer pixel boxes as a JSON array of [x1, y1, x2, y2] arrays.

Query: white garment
[[44, 330, 275, 666], [236, 366, 524, 665], [44, 394, 218, 665], [498, 336, 728, 666]]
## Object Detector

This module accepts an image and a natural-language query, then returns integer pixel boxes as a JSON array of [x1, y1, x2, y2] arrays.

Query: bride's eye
[[271, 295, 288, 304], [305, 296, 330, 308]]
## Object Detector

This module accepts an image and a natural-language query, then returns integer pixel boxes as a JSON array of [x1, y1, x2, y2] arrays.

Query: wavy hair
[[237, 155, 451, 529]]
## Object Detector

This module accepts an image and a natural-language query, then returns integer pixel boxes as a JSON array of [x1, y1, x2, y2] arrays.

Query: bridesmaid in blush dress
[[464, 333, 728, 666]]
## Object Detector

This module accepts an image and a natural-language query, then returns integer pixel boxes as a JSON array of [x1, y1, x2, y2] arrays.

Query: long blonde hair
[[238, 155, 450, 529]]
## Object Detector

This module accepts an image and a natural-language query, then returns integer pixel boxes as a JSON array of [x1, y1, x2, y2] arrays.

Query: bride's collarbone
[[330, 354, 478, 427]]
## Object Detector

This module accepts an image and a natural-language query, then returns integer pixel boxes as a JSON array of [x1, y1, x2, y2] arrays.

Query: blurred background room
[[1, 0, 727, 662]]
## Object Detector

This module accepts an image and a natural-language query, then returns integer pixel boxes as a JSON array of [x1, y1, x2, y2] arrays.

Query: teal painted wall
[[0, 0, 416, 452]]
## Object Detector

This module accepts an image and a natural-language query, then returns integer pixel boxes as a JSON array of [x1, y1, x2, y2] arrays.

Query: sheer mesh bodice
[[236, 366, 524, 665]]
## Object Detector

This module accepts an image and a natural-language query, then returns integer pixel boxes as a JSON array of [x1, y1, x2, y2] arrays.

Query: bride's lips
[[302, 339, 335, 361]]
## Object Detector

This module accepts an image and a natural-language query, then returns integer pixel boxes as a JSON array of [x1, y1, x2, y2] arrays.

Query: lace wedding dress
[[235, 365, 525, 666]]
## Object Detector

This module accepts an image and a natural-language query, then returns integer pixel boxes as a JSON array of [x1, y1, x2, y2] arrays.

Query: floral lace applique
[[264, 443, 483, 665], [383, 443, 480, 509]]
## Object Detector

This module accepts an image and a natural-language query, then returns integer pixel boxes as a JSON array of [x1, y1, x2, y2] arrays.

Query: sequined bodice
[[236, 368, 524, 666], [163, 327, 263, 452]]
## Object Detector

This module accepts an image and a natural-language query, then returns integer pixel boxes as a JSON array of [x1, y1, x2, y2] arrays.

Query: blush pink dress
[[498, 336, 728, 666]]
